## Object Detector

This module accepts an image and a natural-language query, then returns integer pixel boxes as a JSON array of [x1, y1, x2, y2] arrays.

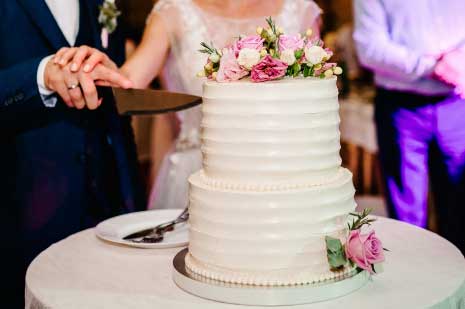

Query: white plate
[[95, 209, 189, 249]]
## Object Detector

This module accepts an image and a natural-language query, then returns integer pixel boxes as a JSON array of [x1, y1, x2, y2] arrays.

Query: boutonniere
[[98, 0, 121, 49]]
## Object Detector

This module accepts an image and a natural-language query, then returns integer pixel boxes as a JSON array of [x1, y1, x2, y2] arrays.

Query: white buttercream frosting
[[201, 77, 341, 186], [186, 77, 358, 286]]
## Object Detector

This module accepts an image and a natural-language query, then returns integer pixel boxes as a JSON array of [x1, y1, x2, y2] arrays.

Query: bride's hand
[[53, 45, 117, 73]]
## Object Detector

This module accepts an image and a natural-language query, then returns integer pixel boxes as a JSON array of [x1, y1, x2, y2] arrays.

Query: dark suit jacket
[[0, 1, 145, 296]]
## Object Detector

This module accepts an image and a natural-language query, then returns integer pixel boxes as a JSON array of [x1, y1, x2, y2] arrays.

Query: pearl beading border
[[185, 253, 357, 286], [198, 168, 344, 192]]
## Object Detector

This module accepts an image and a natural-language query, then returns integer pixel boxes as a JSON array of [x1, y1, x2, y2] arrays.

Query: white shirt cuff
[[37, 55, 58, 107], [419, 54, 438, 78]]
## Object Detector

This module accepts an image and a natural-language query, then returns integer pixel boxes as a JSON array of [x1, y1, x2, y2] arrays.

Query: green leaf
[[325, 236, 343, 252], [328, 251, 347, 269], [286, 67, 293, 76], [325, 236, 347, 270], [291, 63, 301, 77], [294, 49, 304, 60], [303, 65, 309, 77]]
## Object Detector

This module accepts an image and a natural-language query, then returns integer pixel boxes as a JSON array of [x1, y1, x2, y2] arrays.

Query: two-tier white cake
[[185, 77, 357, 286]]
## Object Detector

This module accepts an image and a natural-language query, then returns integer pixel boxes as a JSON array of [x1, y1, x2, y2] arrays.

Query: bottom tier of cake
[[186, 168, 358, 286]]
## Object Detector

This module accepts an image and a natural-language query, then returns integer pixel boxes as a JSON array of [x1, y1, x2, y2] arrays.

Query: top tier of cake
[[200, 77, 342, 190]]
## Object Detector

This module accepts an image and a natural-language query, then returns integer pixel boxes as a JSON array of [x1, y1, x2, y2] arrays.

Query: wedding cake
[[185, 77, 358, 286], [183, 17, 385, 287]]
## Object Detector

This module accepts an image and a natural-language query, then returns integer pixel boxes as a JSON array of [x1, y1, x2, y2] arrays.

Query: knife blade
[[98, 87, 202, 115]]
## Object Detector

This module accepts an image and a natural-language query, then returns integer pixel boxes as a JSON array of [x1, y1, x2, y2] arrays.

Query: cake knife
[[97, 86, 202, 115]]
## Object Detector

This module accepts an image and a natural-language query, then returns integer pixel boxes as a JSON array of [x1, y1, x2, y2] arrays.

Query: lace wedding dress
[[149, 0, 322, 209]]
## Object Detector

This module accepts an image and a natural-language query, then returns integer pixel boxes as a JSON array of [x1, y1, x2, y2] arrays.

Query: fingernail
[[71, 63, 78, 71], [53, 57, 59, 64], [83, 64, 91, 72]]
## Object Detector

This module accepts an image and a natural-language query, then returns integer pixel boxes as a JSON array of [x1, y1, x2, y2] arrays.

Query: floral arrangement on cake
[[326, 209, 387, 274], [197, 17, 342, 83]]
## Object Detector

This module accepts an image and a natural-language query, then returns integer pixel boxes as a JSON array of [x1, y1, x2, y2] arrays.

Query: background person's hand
[[44, 58, 133, 110], [433, 49, 465, 94], [54, 45, 117, 73]]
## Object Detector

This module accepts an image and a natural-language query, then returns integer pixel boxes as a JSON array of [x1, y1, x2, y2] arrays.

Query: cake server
[[123, 207, 189, 241], [97, 86, 202, 115]]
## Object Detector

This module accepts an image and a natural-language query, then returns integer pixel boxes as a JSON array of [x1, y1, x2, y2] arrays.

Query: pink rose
[[345, 230, 385, 273], [251, 55, 288, 82], [216, 49, 248, 82], [233, 35, 264, 56], [278, 34, 304, 52]]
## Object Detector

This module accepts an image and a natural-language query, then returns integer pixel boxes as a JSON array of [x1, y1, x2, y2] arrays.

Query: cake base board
[[172, 248, 370, 306]]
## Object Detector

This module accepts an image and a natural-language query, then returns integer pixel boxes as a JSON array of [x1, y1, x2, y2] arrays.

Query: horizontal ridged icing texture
[[187, 168, 356, 285], [201, 77, 341, 187], [187, 77, 357, 286]]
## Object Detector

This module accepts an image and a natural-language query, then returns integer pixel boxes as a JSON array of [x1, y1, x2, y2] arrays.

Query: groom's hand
[[44, 58, 132, 110]]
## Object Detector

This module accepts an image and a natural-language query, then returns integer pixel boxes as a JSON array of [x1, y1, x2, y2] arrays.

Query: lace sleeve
[[298, 0, 323, 33], [146, 0, 181, 32], [151, 0, 178, 15]]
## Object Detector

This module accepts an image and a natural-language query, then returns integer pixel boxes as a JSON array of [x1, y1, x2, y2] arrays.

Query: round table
[[26, 218, 465, 309]]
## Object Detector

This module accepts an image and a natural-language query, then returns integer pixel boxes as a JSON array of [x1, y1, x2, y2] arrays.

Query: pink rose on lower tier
[[216, 49, 248, 82], [278, 34, 305, 52], [251, 55, 288, 82], [345, 229, 385, 273], [233, 35, 264, 56]]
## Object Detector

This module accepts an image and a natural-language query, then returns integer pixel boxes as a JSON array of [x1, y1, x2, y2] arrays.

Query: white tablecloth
[[26, 218, 465, 309]]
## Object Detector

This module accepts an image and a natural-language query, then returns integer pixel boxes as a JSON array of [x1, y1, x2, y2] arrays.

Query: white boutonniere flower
[[98, 0, 121, 49]]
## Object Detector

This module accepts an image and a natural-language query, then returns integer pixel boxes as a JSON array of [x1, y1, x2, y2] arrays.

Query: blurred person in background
[[354, 0, 465, 254], [57, 0, 323, 210]]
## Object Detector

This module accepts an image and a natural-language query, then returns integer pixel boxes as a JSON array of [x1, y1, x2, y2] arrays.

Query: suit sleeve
[[0, 57, 50, 117]]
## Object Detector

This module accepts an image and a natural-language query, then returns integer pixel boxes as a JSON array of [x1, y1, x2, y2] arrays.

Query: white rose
[[304, 45, 328, 65], [280, 49, 296, 65], [237, 48, 261, 70]]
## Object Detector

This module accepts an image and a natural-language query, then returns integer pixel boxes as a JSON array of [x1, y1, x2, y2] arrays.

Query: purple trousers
[[375, 88, 465, 254]]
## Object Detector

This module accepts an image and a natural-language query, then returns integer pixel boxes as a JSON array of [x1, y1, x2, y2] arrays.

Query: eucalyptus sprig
[[198, 42, 219, 55], [265, 16, 278, 36], [348, 208, 376, 231]]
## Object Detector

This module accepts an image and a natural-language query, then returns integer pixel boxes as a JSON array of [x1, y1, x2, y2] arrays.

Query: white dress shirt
[[37, 0, 80, 106], [353, 0, 465, 96]]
